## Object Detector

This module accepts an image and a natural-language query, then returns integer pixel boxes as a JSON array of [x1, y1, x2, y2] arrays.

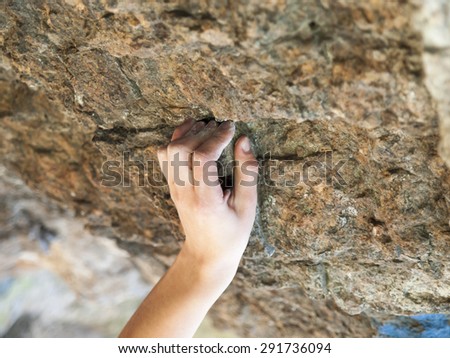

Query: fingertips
[[234, 136, 257, 162], [219, 120, 235, 132], [233, 136, 258, 215], [171, 118, 196, 141], [234, 136, 253, 156], [217, 121, 236, 140], [205, 120, 219, 130], [189, 119, 216, 136], [236, 135, 259, 190], [216, 120, 235, 141], [194, 121, 235, 161], [187, 121, 206, 135]]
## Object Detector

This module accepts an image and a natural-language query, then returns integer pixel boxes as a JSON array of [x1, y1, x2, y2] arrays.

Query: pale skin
[[119, 118, 258, 338]]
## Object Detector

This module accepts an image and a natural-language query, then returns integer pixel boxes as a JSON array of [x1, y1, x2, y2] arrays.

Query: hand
[[157, 118, 259, 280], [120, 119, 259, 337]]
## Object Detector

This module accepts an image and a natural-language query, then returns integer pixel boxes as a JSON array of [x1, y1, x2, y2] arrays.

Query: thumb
[[232, 136, 258, 215]]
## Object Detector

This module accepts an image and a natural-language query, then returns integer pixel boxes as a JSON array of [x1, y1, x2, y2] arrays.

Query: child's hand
[[157, 119, 259, 280]]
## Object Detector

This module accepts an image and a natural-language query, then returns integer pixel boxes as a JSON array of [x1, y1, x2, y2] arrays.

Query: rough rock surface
[[1, 0, 449, 337]]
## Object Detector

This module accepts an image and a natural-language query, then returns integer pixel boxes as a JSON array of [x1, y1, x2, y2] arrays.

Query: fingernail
[[191, 121, 205, 134], [206, 120, 218, 129], [220, 121, 235, 130], [241, 137, 252, 153]]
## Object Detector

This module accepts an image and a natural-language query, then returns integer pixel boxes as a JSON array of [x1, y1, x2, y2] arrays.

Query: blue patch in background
[[0, 277, 14, 296], [378, 314, 450, 338]]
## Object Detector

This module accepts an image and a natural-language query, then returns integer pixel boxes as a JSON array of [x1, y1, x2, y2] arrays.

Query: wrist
[[178, 244, 241, 288]]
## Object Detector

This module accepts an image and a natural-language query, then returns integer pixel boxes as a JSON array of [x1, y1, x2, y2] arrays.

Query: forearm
[[119, 247, 238, 338]]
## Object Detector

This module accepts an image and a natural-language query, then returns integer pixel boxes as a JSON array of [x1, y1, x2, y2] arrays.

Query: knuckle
[[193, 151, 210, 165], [167, 141, 185, 153], [192, 196, 209, 212]]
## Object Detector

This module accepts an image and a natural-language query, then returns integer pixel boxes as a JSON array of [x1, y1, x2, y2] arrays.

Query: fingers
[[166, 121, 219, 188], [192, 121, 235, 200], [159, 119, 236, 204], [158, 118, 196, 180], [232, 136, 258, 215], [193, 121, 235, 162], [171, 118, 196, 141]]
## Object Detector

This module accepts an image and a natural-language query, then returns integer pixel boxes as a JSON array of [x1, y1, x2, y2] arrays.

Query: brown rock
[[1, 0, 449, 337]]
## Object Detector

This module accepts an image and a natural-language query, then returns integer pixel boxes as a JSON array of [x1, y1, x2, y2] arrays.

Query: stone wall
[[1, 0, 449, 337]]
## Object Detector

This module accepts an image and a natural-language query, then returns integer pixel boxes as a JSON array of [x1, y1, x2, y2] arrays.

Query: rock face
[[1, 0, 449, 337]]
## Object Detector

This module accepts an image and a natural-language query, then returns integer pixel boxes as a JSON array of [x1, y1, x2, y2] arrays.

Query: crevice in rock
[[115, 57, 143, 99], [92, 124, 167, 144]]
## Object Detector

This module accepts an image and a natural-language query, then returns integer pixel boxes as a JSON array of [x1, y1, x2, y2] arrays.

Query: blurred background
[[0, 164, 238, 337], [1, 0, 450, 337]]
